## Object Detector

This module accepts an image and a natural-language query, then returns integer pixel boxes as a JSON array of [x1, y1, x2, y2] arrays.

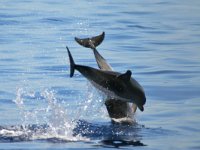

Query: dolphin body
[[75, 32, 139, 121], [67, 44, 146, 112]]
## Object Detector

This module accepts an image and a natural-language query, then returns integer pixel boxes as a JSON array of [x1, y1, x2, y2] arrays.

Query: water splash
[[75, 82, 109, 121], [0, 87, 157, 147], [11, 88, 88, 142], [13, 88, 24, 108], [10, 84, 109, 142], [3, 85, 147, 144]]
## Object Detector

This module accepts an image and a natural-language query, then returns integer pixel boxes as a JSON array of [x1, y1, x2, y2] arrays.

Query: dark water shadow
[[99, 139, 146, 148], [73, 120, 147, 148]]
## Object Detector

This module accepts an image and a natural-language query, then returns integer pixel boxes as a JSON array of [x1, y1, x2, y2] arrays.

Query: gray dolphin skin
[[67, 47, 146, 112], [74, 32, 143, 122]]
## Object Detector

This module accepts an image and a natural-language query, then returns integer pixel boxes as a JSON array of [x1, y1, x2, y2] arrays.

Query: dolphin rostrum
[[67, 47, 146, 112]]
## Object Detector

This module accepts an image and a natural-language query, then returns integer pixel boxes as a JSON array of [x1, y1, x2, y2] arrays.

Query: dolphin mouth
[[138, 105, 144, 112]]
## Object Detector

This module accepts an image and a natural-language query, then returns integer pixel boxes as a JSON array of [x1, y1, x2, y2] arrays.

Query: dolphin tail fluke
[[74, 32, 105, 50], [66, 46, 75, 77]]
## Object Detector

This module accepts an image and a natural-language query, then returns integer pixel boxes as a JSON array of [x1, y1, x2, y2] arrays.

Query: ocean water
[[0, 0, 200, 149]]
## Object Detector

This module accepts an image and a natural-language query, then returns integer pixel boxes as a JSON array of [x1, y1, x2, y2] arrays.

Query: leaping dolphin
[[74, 32, 141, 122], [67, 47, 146, 112]]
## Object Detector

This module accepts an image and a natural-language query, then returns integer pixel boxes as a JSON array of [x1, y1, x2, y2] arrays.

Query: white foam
[[12, 88, 90, 142], [13, 87, 24, 107], [0, 129, 24, 137]]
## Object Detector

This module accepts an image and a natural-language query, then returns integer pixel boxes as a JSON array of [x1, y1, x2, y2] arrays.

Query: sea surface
[[0, 0, 200, 149]]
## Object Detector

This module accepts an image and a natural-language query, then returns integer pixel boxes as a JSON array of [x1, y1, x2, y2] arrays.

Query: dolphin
[[66, 47, 146, 112], [74, 32, 140, 120]]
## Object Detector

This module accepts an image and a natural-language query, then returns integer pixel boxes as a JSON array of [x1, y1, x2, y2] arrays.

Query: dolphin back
[[75, 32, 105, 50]]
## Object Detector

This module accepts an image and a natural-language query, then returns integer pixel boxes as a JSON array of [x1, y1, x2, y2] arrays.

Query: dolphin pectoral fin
[[66, 47, 76, 77], [117, 70, 132, 81], [75, 32, 105, 50], [132, 103, 137, 113]]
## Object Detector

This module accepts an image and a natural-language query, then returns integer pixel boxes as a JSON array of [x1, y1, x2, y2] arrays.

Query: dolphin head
[[129, 77, 146, 112], [132, 87, 146, 111], [116, 70, 146, 111]]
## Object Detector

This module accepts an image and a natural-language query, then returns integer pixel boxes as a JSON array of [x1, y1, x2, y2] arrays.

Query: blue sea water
[[0, 0, 200, 149]]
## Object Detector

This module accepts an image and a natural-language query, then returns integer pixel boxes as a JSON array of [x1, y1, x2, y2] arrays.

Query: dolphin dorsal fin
[[117, 70, 132, 82]]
